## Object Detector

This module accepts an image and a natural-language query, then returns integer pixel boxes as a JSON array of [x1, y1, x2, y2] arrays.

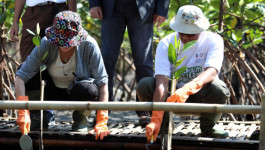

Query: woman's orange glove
[[167, 78, 203, 103], [145, 111, 164, 143], [16, 96, 31, 135], [89, 110, 110, 140]]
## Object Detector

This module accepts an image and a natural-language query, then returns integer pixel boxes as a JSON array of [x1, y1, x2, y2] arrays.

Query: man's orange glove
[[167, 78, 203, 103], [16, 96, 31, 135], [89, 110, 110, 140], [146, 111, 164, 143]]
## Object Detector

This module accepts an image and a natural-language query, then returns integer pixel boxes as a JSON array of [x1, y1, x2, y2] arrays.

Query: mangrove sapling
[[26, 23, 47, 150]]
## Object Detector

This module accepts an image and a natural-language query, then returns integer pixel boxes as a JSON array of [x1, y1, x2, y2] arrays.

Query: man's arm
[[10, 0, 25, 42], [15, 76, 26, 97], [167, 67, 217, 103], [153, 75, 169, 102], [98, 84, 108, 102], [195, 67, 218, 85], [67, 0, 77, 12]]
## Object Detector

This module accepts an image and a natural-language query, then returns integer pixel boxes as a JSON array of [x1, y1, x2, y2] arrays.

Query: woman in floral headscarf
[[15, 11, 109, 141]]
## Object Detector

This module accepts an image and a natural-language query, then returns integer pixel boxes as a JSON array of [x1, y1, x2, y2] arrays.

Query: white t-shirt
[[26, 0, 66, 7], [155, 31, 224, 88], [48, 51, 76, 88]]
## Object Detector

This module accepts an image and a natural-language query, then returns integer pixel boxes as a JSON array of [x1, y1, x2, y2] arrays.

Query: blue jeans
[[101, 0, 153, 116]]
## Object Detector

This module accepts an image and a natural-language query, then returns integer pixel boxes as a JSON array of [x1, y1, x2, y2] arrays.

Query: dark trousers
[[101, 0, 154, 116], [20, 3, 67, 61], [45, 76, 99, 102], [136, 77, 231, 126]]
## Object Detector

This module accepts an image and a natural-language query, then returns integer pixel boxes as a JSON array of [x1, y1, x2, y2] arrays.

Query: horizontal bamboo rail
[[0, 101, 261, 114]]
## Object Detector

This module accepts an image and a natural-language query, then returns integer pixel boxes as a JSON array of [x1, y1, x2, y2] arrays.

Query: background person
[[15, 11, 110, 140], [89, 0, 170, 127], [136, 5, 231, 142]]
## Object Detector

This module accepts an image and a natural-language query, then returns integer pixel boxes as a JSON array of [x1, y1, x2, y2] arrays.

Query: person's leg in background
[[126, 2, 154, 126], [101, 4, 126, 102], [186, 78, 230, 138]]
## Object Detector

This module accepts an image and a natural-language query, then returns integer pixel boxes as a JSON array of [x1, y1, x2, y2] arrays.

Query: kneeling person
[[136, 5, 230, 143], [15, 11, 109, 140]]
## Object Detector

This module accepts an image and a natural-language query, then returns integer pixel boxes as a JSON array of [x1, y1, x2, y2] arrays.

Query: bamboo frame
[[0, 101, 261, 114]]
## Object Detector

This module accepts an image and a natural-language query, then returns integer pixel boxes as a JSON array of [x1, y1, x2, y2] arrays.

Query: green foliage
[[168, 35, 196, 80], [0, 1, 16, 29], [167, 0, 265, 51], [1, 0, 264, 61]]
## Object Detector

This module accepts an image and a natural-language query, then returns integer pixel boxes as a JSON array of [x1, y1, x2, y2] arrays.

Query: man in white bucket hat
[[136, 5, 230, 142]]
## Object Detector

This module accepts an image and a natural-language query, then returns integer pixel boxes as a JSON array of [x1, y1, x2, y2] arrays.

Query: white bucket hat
[[169, 5, 210, 34]]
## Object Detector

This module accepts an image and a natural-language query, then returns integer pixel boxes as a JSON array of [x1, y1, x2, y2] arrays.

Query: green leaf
[[42, 51, 48, 61], [230, 17, 237, 28], [245, 10, 259, 19], [182, 40, 197, 52], [232, 33, 236, 41], [177, 38, 181, 53], [0, 13, 6, 23], [235, 30, 242, 42], [174, 35, 178, 49], [32, 36, 41, 46], [36, 23, 40, 35], [242, 41, 252, 49], [175, 56, 187, 67], [168, 43, 176, 65], [27, 29, 35, 36], [249, 29, 255, 40], [229, 38, 239, 49], [40, 65, 47, 72], [174, 66, 187, 80], [210, 0, 220, 9], [239, 0, 244, 6], [253, 38, 263, 44]]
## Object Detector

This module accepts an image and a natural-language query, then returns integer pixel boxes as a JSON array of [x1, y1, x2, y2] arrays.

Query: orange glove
[[146, 111, 164, 143], [89, 110, 110, 140], [16, 96, 31, 135], [167, 78, 203, 103]]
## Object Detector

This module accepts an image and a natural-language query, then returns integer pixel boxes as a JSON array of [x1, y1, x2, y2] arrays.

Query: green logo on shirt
[[178, 66, 203, 83]]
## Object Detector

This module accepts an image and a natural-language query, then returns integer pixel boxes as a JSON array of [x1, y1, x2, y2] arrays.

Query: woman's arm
[[15, 76, 26, 97], [98, 84, 108, 102]]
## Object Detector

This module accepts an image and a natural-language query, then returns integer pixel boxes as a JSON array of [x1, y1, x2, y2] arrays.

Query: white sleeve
[[204, 33, 224, 73], [155, 40, 172, 77]]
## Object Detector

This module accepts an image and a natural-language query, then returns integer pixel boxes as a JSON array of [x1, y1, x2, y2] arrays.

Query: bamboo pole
[[0, 101, 261, 114], [259, 93, 265, 150]]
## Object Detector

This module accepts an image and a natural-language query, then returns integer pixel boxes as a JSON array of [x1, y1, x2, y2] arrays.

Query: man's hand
[[89, 110, 110, 140], [167, 78, 203, 103], [16, 96, 31, 135], [145, 111, 164, 143], [10, 23, 19, 42], [153, 14, 166, 28], [89, 7, 103, 20]]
